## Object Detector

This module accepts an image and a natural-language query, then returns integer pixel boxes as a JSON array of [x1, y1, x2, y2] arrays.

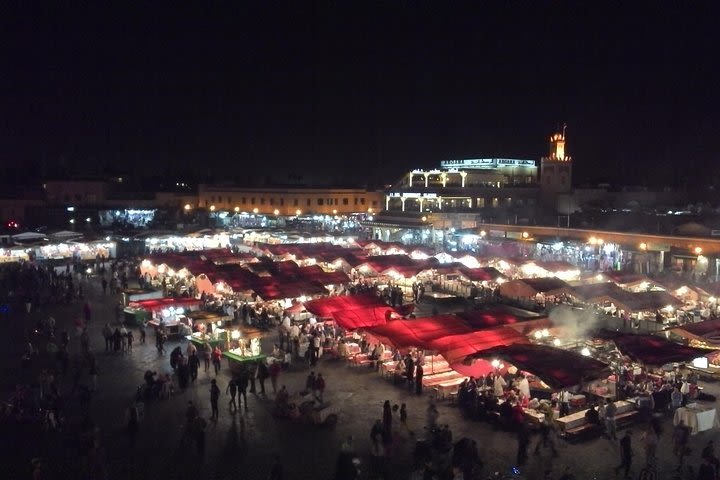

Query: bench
[[615, 409, 639, 426], [564, 423, 602, 442]]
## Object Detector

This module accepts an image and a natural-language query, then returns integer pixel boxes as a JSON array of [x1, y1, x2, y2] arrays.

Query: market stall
[[184, 310, 233, 347], [122, 288, 164, 306], [125, 297, 201, 323], [223, 334, 265, 370]]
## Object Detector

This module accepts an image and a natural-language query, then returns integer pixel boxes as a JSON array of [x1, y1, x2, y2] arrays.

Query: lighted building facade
[[197, 185, 384, 216], [385, 158, 540, 214]]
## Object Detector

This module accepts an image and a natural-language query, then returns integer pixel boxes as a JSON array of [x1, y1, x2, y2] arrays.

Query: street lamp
[[295, 209, 302, 216], [639, 242, 647, 251], [253, 208, 259, 214], [184, 204, 192, 211], [210, 205, 216, 211], [522, 231, 529, 239], [85, 217, 91, 223], [234, 206, 240, 212], [695, 246, 703, 255], [421, 216, 427, 222], [69, 218, 75, 224], [332, 209, 337, 215], [273, 209, 280, 215]]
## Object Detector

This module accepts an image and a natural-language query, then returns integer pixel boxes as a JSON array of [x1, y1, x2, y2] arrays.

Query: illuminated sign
[[440, 158, 536, 169]]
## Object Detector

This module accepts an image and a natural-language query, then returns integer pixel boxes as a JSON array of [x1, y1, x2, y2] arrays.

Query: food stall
[[223, 334, 265, 370], [122, 288, 164, 305], [185, 310, 232, 348], [124, 297, 201, 326]]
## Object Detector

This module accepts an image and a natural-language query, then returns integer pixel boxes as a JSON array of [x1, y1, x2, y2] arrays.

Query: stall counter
[[223, 351, 267, 364]]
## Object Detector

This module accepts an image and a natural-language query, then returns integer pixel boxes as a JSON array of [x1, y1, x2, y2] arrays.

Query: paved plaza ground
[[1, 275, 719, 480]]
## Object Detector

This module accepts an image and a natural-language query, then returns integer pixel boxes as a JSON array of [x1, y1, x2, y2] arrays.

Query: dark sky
[[2, 2, 720, 187]]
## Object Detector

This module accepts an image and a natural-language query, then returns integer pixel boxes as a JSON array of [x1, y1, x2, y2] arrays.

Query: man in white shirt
[[517, 375, 530, 399], [559, 389, 571, 417]]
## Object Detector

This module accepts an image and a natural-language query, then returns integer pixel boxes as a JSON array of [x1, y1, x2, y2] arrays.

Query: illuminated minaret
[[540, 124, 572, 195]]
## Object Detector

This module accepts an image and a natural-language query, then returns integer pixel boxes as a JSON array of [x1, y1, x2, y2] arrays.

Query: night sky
[[3, 2, 720, 187]]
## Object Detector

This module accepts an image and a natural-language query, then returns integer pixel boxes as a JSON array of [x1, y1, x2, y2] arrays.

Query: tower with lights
[[540, 124, 572, 195]]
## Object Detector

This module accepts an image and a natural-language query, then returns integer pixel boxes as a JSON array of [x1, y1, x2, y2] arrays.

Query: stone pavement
[[1, 275, 719, 480]]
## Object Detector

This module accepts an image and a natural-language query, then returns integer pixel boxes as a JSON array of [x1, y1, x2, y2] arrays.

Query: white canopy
[[11, 232, 47, 241]]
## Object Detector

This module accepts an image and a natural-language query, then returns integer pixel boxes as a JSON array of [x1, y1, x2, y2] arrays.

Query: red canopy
[[366, 316, 473, 349], [450, 359, 496, 378], [331, 306, 396, 330], [304, 294, 387, 318], [428, 327, 530, 365], [130, 297, 201, 311]]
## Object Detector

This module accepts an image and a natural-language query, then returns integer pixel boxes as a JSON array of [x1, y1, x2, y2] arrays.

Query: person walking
[[314, 373, 326, 403], [415, 364, 424, 395], [126, 403, 140, 447], [614, 430, 633, 478], [202, 343, 211, 372], [83, 302, 92, 323], [672, 420, 691, 468], [257, 361, 269, 395], [127, 330, 134, 352], [227, 377, 238, 412], [517, 423, 530, 466], [212, 346, 222, 375], [382, 400, 392, 436], [269, 361, 281, 394], [102, 324, 112, 352], [210, 379, 220, 421], [642, 424, 658, 467], [188, 352, 200, 382], [605, 398, 618, 440], [238, 371, 248, 411], [139, 322, 146, 344]]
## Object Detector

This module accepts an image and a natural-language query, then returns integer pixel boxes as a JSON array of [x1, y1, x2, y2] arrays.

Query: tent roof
[[604, 271, 652, 286], [534, 260, 579, 272], [670, 319, 720, 338], [611, 333, 711, 365], [331, 306, 395, 330], [455, 310, 531, 329], [429, 327, 529, 364], [12, 231, 47, 240], [469, 344, 611, 389], [366, 316, 472, 349], [519, 277, 571, 293], [303, 294, 387, 318], [458, 267, 504, 282], [129, 297, 201, 311], [570, 282, 628, 302], [621, 291, 683, 312]]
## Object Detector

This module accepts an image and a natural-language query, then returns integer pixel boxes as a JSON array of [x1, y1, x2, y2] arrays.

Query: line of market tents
[[300, 294, 713, 391]]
